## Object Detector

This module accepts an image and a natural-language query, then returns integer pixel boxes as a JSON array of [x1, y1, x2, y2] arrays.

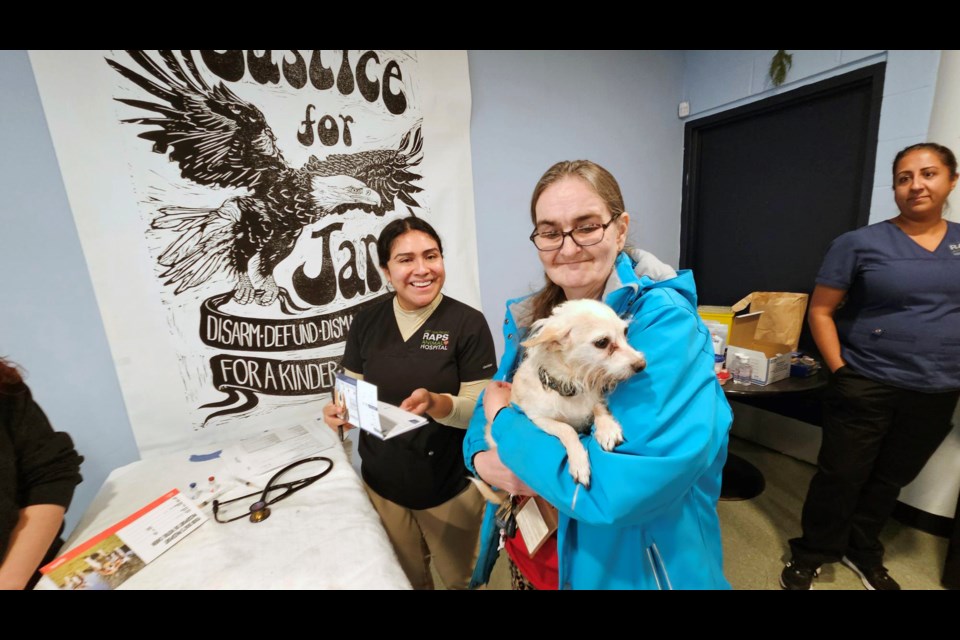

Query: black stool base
[[720, 453, 766, 501]]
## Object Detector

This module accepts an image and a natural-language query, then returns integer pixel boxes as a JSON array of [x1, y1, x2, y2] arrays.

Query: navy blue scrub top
[[817, 220, 960, 392]]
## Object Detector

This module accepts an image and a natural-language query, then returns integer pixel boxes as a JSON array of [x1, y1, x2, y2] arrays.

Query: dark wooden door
[[681, 64, 885, 351]]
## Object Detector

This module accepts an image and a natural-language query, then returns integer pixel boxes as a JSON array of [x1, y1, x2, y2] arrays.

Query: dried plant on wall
[[769, 50, 793, 87]]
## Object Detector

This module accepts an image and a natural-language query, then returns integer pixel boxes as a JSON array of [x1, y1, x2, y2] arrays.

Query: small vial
[[188, 482, 199, 501], [208, 475, 220, 492], [734, 355, 752, 385]]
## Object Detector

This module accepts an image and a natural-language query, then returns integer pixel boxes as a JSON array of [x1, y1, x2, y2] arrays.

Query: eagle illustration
[[107, 50, 423, 307]]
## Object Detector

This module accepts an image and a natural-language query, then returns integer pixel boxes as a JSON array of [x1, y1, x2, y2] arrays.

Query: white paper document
[[225, 424, 333, 477], [39, 489, 206, 590], [334, 372, 428, 439]]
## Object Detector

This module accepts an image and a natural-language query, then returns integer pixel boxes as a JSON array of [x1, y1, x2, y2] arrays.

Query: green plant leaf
[[769, 50, 793, 87]]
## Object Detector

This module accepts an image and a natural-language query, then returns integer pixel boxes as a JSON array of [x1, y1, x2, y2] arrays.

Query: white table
[[49, 426, 410, 589]]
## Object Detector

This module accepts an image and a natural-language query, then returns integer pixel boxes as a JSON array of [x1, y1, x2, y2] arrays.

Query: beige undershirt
[[344, 294, 490, 429]]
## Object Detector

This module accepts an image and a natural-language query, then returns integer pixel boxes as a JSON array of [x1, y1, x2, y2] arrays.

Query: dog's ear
[[522, 323, 571, 349]]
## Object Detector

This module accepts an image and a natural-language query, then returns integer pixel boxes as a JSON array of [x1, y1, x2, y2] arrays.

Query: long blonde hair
[[526, 160, 626, 324]]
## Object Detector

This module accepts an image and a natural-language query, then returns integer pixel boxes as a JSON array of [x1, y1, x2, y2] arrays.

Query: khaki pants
[[365, 482, 485, 590]]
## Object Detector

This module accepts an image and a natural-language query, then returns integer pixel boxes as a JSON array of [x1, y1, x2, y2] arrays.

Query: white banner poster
[[30, 50, 479, 455]]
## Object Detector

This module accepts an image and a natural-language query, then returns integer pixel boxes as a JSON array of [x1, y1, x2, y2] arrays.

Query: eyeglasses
[[529, 214, 622, 251], [212, 456, 334, 524]]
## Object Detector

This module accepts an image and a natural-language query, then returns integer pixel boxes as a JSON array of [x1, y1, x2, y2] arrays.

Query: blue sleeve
[[489, 292, 732, 527], [463, 393, 488, 476], [463, 352, 514, 476], [816, 232, 859, 290]]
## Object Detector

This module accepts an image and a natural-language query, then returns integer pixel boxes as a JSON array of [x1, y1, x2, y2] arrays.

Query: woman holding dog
[[322, 216, 496, 590], [780, 142, 960, 591], [464, 160, 732, 589]]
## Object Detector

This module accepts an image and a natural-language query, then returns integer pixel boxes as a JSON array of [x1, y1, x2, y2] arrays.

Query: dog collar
[[538, 366, 580, 397]]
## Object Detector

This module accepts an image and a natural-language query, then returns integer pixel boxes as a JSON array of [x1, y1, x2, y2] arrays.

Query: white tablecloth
[[52, 426, 410, 589]]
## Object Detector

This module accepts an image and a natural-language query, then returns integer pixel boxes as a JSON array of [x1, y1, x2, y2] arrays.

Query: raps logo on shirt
[[421, 330, 450, 351], [950, 243, 960, 256]]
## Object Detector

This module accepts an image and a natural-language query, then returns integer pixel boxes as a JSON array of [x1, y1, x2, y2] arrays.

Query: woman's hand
[[399, 388, 434, 415], [482, 381, 512, 423], [473, 449, 535, 496], [399, 388, 453, 421], [321, 401, 353, 434]]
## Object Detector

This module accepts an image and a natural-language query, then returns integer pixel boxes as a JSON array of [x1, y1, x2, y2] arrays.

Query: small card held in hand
[[516, 496, 559, 558], [333, 372, 427, 439]]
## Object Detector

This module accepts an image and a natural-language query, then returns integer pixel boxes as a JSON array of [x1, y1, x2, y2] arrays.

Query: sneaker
[[841, 556, 901, 590], [780, 560, 819, 590]]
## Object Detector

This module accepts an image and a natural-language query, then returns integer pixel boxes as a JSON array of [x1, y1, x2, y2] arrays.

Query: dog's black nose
[[632, 359, 646, 373]]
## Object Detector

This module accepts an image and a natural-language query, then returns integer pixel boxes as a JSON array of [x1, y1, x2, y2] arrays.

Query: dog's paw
[[594, 414, 624, 452], [568, 446, 591, 487]]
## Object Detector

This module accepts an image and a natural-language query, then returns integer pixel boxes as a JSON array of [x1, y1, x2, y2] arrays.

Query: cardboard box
[[726, 344, 791, 385], [726, 310, 792, 385]]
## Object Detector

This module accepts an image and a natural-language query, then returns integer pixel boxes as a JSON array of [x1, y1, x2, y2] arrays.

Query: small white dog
[[485, 299, 646, 489]]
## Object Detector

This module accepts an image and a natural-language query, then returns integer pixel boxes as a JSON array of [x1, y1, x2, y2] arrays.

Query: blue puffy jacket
[[464, 251, 732, 589]]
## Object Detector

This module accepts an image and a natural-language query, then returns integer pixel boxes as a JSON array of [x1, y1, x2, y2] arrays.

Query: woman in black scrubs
[[322, 216, 496, 589]]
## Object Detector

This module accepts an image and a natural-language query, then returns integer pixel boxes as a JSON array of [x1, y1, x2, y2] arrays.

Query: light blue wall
[[469, 50, 686, 356], [1, 50, 947, 537], [682, 50, 942, 222], [0, 51, 140, 535], [0, 49, 688, 535]]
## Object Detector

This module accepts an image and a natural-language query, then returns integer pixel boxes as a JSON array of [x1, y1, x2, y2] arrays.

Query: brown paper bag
[[731, 292, 809, 352]]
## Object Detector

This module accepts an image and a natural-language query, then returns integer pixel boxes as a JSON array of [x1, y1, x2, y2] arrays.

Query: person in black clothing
[[0, 357, 83, 589], [322, 217, 496, 589]]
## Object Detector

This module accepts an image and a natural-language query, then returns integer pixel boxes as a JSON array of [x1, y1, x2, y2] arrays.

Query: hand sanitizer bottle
[[734, 354, 753, 385]]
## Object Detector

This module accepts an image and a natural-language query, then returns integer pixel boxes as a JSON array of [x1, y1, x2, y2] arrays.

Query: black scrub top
[[341, 295, 496, 509]]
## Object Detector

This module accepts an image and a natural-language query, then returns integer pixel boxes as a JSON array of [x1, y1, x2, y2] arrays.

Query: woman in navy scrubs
[[781, 143, 960, 590], [322, 216, 496, 590]]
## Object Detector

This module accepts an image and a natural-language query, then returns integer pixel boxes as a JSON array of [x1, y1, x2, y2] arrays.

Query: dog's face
[[523, 299, 646, 391]]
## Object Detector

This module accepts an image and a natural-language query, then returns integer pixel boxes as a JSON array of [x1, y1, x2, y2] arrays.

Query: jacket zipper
[[646, 542, 673, 590]]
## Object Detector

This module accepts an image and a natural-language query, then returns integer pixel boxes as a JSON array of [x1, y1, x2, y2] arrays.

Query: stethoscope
[[212, 456, 334, 524]]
